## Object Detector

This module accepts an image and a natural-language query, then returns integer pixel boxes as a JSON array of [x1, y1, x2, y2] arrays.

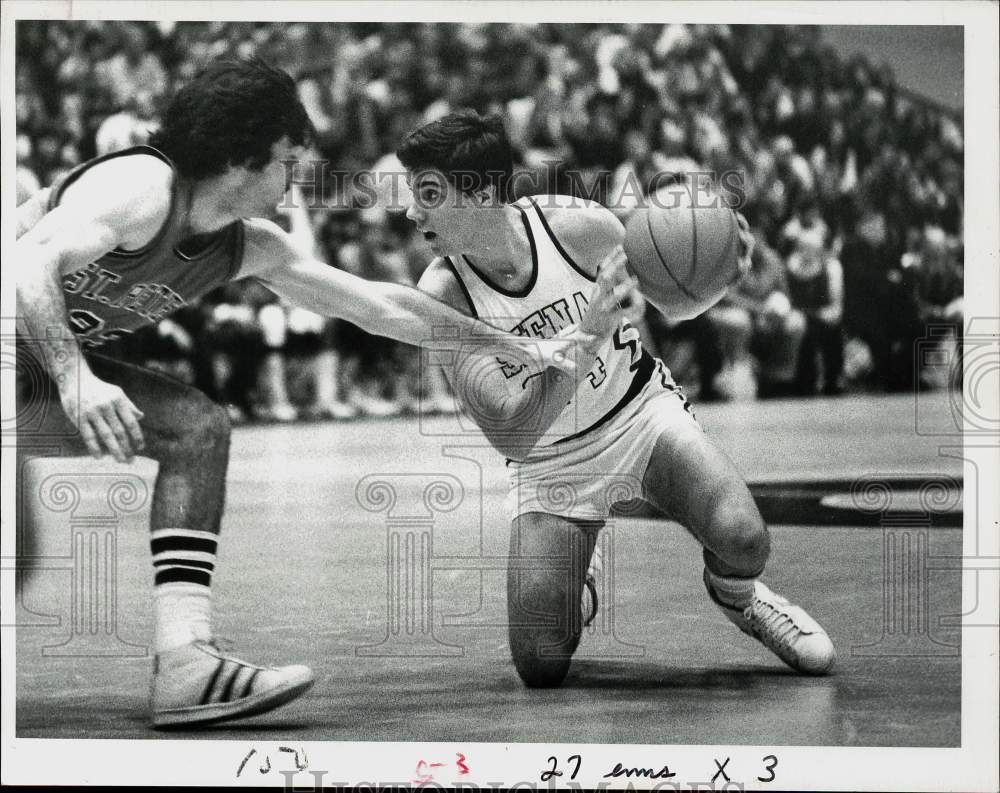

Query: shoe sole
[[152, 676, 315, 729]]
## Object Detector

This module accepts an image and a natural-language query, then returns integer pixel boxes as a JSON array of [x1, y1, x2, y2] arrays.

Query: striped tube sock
[[151, 528, 217, 654]]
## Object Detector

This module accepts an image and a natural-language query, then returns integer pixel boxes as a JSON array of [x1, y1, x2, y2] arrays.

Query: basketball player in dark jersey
[[400, 110, 835, 688], [15, 61, 634, 728]]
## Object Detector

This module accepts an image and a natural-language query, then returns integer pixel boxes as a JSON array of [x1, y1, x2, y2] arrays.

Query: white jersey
[[447, 195, 660, 450]]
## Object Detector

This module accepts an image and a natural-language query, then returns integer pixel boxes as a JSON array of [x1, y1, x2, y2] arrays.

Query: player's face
[[405, 170, 488, 256], [234, 137, 304, 218]]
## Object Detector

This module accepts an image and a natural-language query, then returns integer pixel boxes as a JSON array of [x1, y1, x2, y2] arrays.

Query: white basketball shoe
[[151, 640, 315, 728], [704, 571, 836, 675]]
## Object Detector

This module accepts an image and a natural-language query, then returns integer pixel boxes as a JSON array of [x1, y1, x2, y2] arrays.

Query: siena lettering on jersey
[[507, 291, 589, 339]]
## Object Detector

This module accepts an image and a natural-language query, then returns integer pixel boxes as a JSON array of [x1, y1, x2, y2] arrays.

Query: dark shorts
[[16, 337, 218, 458]]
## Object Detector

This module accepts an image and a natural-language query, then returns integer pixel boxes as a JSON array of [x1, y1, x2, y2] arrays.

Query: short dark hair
[[397, 109, 513, 202], [149, 58, 312, 180]]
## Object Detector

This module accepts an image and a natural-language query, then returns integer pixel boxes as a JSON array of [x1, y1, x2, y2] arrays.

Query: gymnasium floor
[[14, 391, 963, 745]]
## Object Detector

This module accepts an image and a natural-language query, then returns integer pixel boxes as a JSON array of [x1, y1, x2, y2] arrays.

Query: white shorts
[[505, 358, 701, 521]]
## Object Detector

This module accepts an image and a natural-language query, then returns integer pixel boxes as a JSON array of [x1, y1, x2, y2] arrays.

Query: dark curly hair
[[397, 109, 513, 202], [149, 58, 312, 180]]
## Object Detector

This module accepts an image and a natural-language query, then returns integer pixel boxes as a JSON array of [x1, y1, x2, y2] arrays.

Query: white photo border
[[2, 1, 997, 790]]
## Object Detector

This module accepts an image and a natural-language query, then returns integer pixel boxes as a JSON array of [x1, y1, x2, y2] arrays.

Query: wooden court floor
[[14, 392, 964, 745]]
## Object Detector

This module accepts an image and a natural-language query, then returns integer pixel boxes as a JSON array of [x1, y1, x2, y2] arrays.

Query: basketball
[[623, 198, 742, 321]]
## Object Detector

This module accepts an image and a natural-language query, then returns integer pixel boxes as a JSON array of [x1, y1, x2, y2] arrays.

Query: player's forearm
[[262, 258, 602, 379], [16, 247, 92, 388], [364, 281, 601, 377], [452, 328, 605, 458], [476, 368, 580, 459]]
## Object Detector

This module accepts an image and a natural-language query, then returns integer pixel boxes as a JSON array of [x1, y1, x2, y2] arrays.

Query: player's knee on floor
[[508, 626, 576, 688]]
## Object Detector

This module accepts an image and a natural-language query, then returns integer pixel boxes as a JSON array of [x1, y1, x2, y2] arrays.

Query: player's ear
[[474, 185, 496, 207]]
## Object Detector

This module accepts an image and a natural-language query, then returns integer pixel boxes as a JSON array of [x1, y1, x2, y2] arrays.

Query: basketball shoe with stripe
[[704, 572, 836, 675], [151, 640, 315, 728]]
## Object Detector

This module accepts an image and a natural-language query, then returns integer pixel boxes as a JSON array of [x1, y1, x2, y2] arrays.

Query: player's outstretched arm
[[240, 218, 609, 379], [14, 161, 166, 462]]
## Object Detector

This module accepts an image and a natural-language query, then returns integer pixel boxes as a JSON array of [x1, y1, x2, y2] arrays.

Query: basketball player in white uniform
[[400, 110, 835, 687]]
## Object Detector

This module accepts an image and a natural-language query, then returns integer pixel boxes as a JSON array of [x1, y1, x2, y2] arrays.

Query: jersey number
[[612, 321, 642, 372], [68, 309, 130, 348], [586, 356, 607, 388]]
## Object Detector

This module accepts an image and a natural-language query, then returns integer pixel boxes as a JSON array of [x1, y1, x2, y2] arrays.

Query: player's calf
[[144, 394, 231, 531]]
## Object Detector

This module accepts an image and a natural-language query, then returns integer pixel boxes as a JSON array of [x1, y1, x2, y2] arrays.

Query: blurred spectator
[[903, 225, 963, 389], [609, 129, 674, 209], [257, 301, 299, 422], [92, 23, 168, 110], [283, 306, 358, 420], [786, 228, 845, 395], [840, 209, 922, 391], [198, 283, 267, 423], [712, 239, 806, 398], [94, 90, 158, 155], [907, 226, 963, 329]]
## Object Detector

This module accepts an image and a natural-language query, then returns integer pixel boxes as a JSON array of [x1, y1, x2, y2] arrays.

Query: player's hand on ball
[[60, 372, 146, 463], [607, 248, 646, 328], [581, 246, 644, 340], [735, 211, 755, 277]]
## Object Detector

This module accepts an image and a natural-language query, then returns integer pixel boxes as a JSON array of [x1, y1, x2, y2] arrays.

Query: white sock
[[705, 568, 756, 610], [151, 528, 218, 654], [154, 582, 213, 653]]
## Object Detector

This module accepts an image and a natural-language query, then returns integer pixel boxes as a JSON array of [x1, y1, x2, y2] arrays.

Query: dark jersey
[[787, 258, 832, 312], [47, 145, 245, 349]]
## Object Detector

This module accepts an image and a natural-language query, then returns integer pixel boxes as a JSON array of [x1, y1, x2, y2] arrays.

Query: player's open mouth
[[423, 231, 437, 241]]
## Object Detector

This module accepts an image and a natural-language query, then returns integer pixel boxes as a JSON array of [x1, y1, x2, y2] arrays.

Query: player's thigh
[[641, 419, 762, 541], [86, 353, 229, 447], [507, 512, 599, 619]]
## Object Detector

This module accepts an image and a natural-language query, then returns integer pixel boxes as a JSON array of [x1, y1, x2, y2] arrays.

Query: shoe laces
[[746, 598, 801, 650]]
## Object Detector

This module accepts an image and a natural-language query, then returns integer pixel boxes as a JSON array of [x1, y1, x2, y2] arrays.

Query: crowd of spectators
[[16, 21, 965, 420]]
